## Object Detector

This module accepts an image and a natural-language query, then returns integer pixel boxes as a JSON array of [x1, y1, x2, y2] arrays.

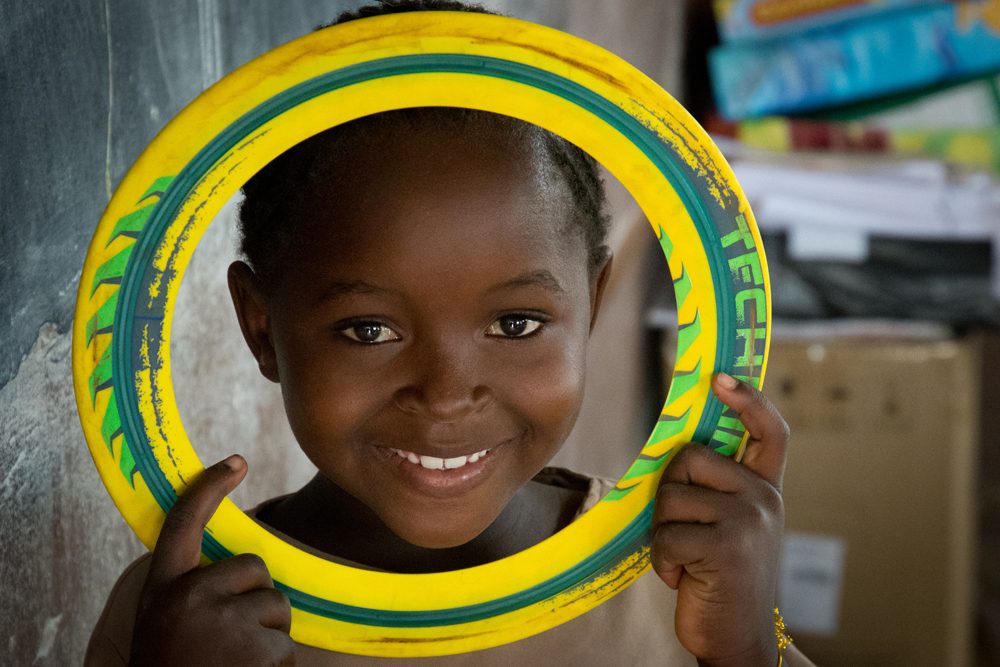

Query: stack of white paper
[[715, 139, 1000, 296]]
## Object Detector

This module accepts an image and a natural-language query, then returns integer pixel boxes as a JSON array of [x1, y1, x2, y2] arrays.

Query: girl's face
[[231, 125, 607, 548]]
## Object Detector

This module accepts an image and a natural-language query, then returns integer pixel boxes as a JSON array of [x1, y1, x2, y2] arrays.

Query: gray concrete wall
[[0, 1, 683, 663]]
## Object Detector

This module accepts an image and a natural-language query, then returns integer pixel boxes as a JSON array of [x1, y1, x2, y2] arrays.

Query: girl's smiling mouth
[[372, 438, 514, 498], [388, 446, 491, 470]]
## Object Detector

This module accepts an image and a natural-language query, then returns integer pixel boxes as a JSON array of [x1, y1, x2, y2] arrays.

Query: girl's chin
[[387, 516, 493, 550]]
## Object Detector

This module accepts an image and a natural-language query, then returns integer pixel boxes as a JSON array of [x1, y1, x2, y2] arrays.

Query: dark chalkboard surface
[[0, 0, 369, 387]]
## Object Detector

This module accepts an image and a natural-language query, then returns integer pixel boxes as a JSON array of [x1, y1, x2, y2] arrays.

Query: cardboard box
[[763, 327, 980, 666]]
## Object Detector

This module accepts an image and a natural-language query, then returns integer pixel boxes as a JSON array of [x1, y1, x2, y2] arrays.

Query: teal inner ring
[[112, 53, 735, 627]]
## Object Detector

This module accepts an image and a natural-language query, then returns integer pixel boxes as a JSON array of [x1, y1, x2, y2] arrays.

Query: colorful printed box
[[710, 2, 1000, 119], [713, 0, 939, 42]]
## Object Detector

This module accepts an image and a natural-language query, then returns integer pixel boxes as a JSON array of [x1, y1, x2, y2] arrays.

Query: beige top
[[85, 468, 695, 666]]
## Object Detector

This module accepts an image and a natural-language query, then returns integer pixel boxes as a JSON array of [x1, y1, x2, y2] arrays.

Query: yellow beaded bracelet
[[775, 607, 794, 665]]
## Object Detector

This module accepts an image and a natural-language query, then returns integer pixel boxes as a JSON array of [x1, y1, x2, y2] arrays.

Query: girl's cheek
[[516, 349, 587, 427]]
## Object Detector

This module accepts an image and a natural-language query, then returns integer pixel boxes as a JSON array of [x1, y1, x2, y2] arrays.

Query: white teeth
[[419, 455, 444, 469], [443, 456, 467, 469], [392, 448, 490, 470]]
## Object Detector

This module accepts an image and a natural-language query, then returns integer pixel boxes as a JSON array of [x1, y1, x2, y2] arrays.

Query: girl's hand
[[130, 456, 295, 667], [652, 373, 789, 667]]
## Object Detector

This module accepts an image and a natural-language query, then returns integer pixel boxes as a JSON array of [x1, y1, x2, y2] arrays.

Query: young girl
[[88, 3, 814, 665]]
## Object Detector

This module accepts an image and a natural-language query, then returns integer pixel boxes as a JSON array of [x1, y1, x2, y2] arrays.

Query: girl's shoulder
[[532, 465, 616, 518]]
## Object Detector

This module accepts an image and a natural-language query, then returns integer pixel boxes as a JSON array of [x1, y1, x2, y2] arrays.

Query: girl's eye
[[339, 322, 401, 344], [485, 315, 544, 338]]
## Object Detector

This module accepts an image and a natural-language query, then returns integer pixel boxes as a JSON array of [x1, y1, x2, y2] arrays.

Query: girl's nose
[[392, 343, 494, 422]]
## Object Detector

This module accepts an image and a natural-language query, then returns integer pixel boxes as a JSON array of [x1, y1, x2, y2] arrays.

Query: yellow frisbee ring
[[73, 11, 770, 657]]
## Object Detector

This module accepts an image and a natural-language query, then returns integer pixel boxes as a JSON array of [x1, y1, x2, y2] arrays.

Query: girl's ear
[[227, 261, 280, 383], [588, 254, 613, 333]]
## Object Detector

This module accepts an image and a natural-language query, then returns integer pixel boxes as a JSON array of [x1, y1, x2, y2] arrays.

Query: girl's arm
[[652, 373, 817, 667]]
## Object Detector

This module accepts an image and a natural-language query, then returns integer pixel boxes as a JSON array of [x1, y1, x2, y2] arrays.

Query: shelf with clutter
[[707, 0, 1000, 321], [646, 2, 1000, 665]]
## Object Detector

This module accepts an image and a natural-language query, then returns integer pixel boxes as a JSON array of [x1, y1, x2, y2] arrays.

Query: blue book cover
[[714, 0, 938, 43], [710, 2, 1000, 119]]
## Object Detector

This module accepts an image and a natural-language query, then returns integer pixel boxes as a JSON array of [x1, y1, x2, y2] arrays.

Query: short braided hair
[[239, 1, 611, 283], [326, 0, 491, 25]]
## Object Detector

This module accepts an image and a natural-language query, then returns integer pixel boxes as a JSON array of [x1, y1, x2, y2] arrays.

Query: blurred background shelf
[[672, 2, 1000, 663]]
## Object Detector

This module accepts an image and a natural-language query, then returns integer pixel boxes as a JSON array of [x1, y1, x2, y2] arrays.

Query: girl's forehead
[[268, 134, 590, 299], [338, 119, 559, 191], [294, 124, 576, 247], [315, 172, 572, 259], [240, 109, 608, 290]]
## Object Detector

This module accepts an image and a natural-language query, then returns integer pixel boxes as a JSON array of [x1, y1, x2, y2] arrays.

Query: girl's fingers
[[661, 442, 754, 493], [185, 553, 275, 595], [256, 628, 297, 666], [711, 373, 790, 491], [654, 482, 730, 525], [650, 522, 718, 585], [658, 563, 683, 590], [650, 483, 724, 591], [238, 588, 293, 633], [147, 455, 248, 589]]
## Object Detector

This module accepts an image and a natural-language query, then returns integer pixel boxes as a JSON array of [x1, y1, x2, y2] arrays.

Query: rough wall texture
[[0, 1, 683, 663]]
